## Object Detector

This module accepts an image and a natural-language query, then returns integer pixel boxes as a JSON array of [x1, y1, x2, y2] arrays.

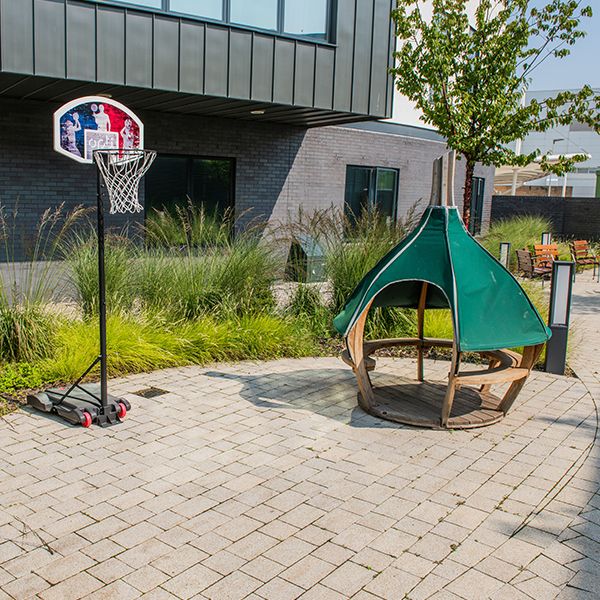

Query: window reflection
[[284, 0, 328, 39], [230, 0, 278, 30], [106, 0, 162, 8], [170, 0, 223, 20]]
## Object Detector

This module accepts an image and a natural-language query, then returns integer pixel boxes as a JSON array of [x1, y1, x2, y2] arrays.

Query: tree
[[391, 0, 600, 229]]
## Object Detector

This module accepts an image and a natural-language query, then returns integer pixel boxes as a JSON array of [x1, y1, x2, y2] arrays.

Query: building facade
[[0, 0, 493, 259]]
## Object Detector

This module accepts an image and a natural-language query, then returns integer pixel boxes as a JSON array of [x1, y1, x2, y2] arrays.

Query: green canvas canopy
[[333, 206, 551, 352]]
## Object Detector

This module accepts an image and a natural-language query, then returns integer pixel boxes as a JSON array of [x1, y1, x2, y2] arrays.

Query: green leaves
[[390, 0, 599, 208]]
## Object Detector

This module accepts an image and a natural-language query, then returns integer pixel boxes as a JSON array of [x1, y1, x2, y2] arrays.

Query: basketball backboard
[[53, 96, 144, 164]]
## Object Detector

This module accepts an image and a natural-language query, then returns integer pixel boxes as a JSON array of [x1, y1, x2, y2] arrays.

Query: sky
[[528, 1, 599, 91]]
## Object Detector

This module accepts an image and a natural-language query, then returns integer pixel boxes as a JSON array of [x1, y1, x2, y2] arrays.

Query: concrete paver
[[0, 272, 599, 598]]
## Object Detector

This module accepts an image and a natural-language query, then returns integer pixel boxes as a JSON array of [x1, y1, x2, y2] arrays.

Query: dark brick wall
[[491, 195, 600, 240], [0, 97, 494, 260]]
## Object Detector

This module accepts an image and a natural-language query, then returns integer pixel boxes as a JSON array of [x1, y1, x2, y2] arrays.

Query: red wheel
[[81, 412, 92, 428], [117, 402, 127, 419]]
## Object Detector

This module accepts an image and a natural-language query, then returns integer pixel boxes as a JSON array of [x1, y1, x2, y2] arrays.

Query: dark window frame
[[344, 165, 400, 223], [95, 0, 336, 44], [144, 152, 236, 217]]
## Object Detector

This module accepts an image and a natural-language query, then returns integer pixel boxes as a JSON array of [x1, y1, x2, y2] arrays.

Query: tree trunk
[[462, 158, 475, 231]]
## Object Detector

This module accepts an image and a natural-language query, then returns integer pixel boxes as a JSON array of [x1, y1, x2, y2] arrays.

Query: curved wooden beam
[[345, 300, 375, 413]]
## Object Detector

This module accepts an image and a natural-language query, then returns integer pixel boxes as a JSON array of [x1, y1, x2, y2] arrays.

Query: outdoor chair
[[533, 243, 559, 270], [516, 249, 551, 282], [570, 240, 599, 281]]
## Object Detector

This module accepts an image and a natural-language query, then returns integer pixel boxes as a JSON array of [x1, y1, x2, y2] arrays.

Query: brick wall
[[0, 97, 494, 260], [491, 195, 600, 240]]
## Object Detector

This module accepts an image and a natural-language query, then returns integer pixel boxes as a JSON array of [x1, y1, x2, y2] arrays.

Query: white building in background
[[505, 89, 600, 197]]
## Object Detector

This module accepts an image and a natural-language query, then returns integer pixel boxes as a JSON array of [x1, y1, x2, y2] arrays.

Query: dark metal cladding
[[0, 0, 394, 125]]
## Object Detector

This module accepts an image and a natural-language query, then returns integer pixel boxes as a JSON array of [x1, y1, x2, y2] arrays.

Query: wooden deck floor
[[366, 376, 504, 429]]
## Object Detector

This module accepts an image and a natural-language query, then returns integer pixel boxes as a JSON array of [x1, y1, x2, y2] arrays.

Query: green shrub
[[481, 215, 553, 270], [144, 202, 231, 249], [39, 311, 317, 385], [0, 304, 56, 363], [66, 233, 136, 316], [287, 284, 333, 340], [137, 236, 278, 318], [0, 362, 44, 394]]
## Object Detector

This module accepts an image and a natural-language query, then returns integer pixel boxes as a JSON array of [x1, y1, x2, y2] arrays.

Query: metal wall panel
[[229, 30, 251, 99], [34, 0, 65, 78], [97, 6, 125, 84], [204, 25, 228, 97], [251, 34, 274, 102], [1, 0, 34, 74], [314, 46, 334, 110], [351, 0, 373, 114], [273, 39, 294, 105], [294, 43, 315, 107], [0, 0, 394, 119], [179, 21, 204, 94], [66, 2, 96, 81], [153, 16, 179, 91], [369, 0, 391, 115], [125, 11, 153, 87], [333, 0, 355, 112]]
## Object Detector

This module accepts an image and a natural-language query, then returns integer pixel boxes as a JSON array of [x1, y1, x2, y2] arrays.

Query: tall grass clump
[[65, 232, 136, 316], [144, 201, 231, 249], [41, 311, 317, 383], [287, 284, 332, 340], [0, 204, 84, 362], [481, 215, 553, 269], [136, 234, 278, 318]]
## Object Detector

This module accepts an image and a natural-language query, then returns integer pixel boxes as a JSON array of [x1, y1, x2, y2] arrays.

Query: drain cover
[[133, 387, 169, 398]]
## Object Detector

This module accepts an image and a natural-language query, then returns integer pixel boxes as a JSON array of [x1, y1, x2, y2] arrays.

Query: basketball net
[[93, 149, 157, 214]]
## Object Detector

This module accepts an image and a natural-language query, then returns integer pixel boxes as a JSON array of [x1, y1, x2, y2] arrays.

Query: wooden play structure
[[334, 153, 551, 429]]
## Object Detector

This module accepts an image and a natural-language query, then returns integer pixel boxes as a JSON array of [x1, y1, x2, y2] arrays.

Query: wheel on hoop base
[[81, 411, 93, 428], [117, 402, 127, 420]]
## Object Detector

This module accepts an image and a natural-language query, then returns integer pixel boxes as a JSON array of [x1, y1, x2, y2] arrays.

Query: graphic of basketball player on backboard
[[61, 113, 82, 157], [120, 119, 135, 149], [92, 104, 111, 131]]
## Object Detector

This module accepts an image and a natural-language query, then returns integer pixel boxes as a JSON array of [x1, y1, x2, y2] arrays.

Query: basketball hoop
[[94, 149, 156, 214]]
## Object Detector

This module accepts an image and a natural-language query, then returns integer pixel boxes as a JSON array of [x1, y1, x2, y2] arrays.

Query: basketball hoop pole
[[96, 169, 109, 410]]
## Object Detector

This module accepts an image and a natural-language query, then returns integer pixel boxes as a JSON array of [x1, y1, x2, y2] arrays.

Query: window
[[170, 0, 222, 20], [230, 0, 278, 31], [284, 0, 328, 39], [469, 177, 485, 235], [109, 0, 162, 7], [344, 166, 399, 223], [145, 155, 235, 216], [100, 1, 332, 41]]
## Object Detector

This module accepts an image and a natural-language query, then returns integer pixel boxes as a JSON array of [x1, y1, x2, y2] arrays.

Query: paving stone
[[280, 555, 336, 589], [445, 568, 505, 599], [160, 563, 221, 599], [1, 314, 600, 600], [320, 562, 375, 596], [256, 577, 305, 600], [38, 572, 104, 600], [203, 570, 261, 600], [124, 565, 170, 593]]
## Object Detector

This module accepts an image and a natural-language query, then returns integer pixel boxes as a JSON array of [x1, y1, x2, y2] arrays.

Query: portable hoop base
[[27, 384, 130, 428]]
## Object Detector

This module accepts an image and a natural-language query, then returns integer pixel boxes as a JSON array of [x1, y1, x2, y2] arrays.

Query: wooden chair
[[533, 243, 559, 270], [570, 240, 599, 281], [516, 249, 551, 281]]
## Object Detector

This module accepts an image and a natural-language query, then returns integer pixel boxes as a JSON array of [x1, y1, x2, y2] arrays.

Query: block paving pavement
[[0, 273, 599, 599]]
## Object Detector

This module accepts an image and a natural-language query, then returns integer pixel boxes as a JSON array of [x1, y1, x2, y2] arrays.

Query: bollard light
[[541, 232, 552, 245], [499, 242, 511, 270], [545, 261, 575, 375]]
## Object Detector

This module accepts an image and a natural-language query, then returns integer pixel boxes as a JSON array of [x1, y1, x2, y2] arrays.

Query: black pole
[[96, 168, 108, 410]]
